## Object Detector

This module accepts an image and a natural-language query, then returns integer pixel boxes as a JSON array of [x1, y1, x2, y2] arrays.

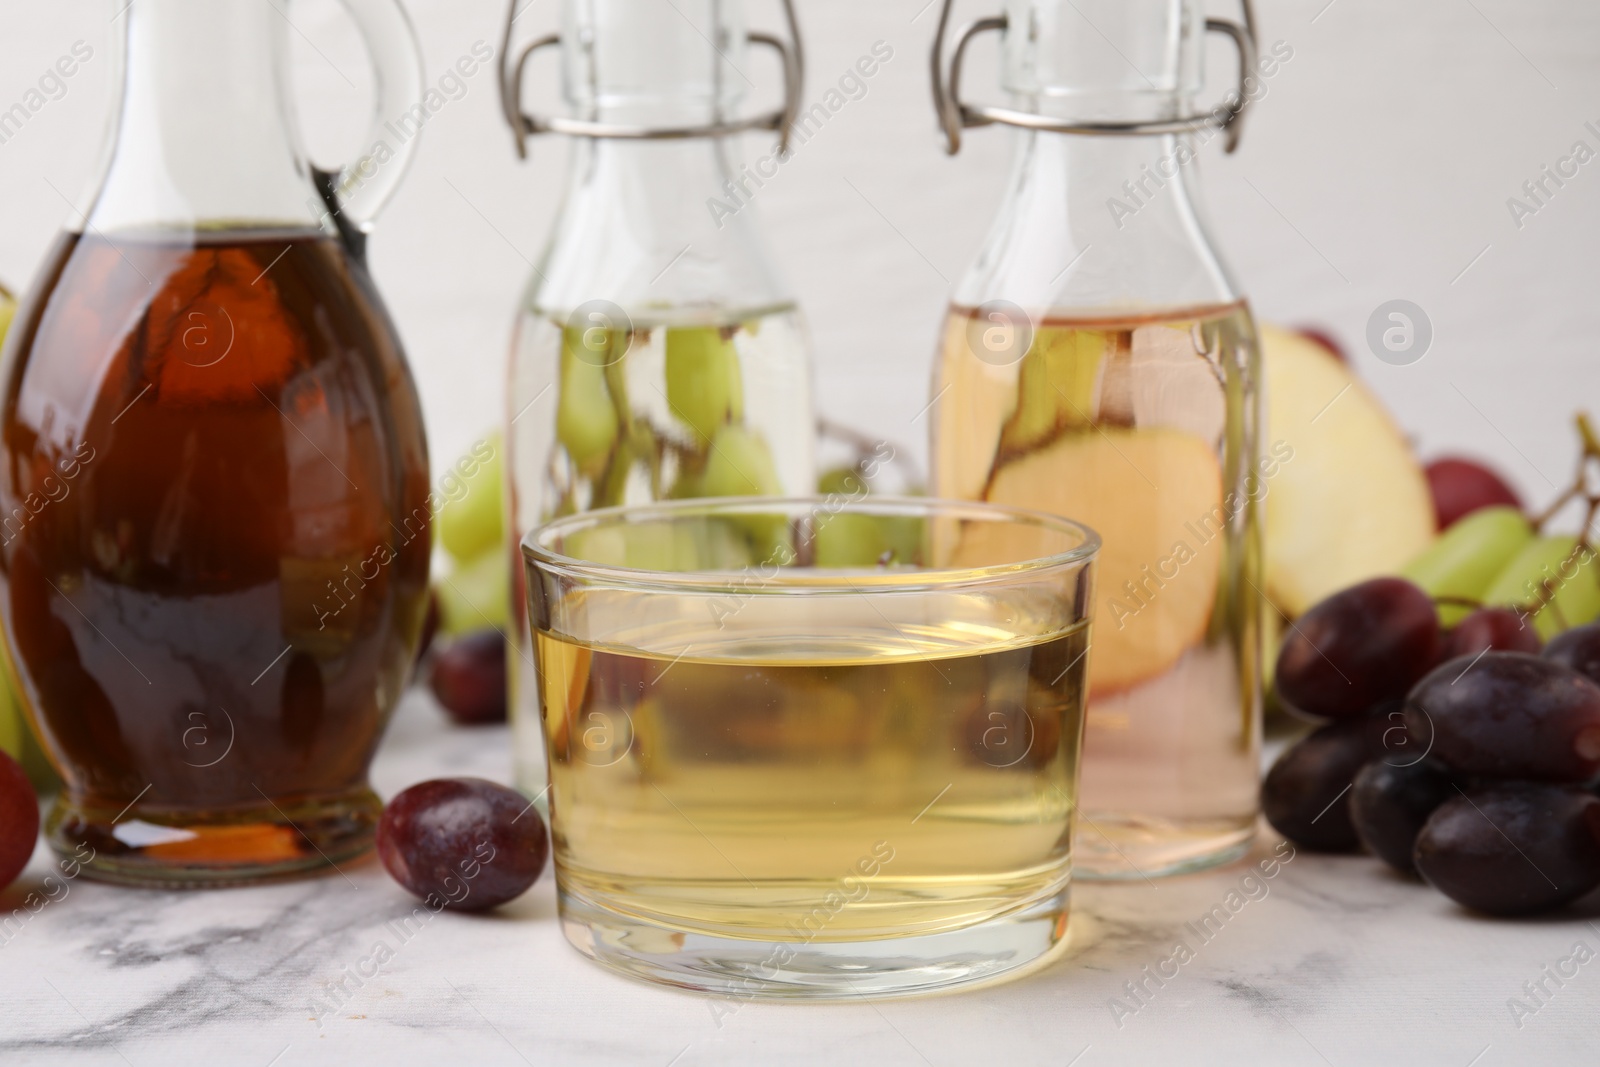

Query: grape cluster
[[1265, 577, 1600, 916]]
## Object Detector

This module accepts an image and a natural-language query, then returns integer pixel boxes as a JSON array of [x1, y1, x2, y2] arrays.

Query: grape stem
[[818, 418, 921, 491], [817, 417, 885, 456], [1519, 413, 1600, 630], [1532, 413, 1600, 534]]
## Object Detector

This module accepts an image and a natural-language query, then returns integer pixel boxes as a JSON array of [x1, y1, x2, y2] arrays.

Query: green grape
[[701, 425, 788, 560], [566, 520, 678, 571], [997, 327, 1105, 455], [0, 687, 55, 792], [881, 516, 923, 565], [665, 326, 744, 442], [1482, 535, 1600, 640], [561, 523, 633, 568], [817, 466, 866, 496], [437, 548, 512, 636], [814, 512, 924, 568], [565, 517, 753, 571], [0, 683, 20, 765], [557, 327, 620, 473], [702, 424, 781, 497], [437, 433, 506, 565], [1400, 505, 1533, 625], [664, 464, 702, 499], [679, 518, 758, 571], [0, 657, 55, 791], [814, 512, 882, 567]]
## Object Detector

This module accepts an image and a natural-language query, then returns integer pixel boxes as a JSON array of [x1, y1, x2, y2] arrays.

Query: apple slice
[[963, 426, 1224, 695], [1262, 324, 1434, 617]]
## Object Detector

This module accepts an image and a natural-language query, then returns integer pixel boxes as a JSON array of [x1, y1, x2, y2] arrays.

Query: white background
[[3, 0, 1598, 508]]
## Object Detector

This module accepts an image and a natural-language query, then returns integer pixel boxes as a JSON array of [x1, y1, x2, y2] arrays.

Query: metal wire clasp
[[931, 0, 1258, 155], [498, 0, 805, 160]]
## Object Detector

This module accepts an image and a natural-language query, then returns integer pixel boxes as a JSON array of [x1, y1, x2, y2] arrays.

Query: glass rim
[[522, 495, 1100, 593]]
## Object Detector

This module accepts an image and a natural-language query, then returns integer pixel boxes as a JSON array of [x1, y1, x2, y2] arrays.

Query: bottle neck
[[531, 134, 793, 319], [1000, 0, 1205, 123], [561, 0, 747, 126], [953, 128, 1240, 315], [86, 0, 319, 236]]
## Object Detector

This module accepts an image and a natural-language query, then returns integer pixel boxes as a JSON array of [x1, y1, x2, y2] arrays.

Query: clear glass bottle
[[929, 0, 1264, 877], [499, 0, 815, 795], [0, 0, 431, 884]]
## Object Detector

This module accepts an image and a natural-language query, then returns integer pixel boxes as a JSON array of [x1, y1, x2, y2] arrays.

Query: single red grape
[[1275, 578, 1441, 721], [1441, 607, 1540, 660], [0, 749, 38, 891], [1350, 758, 1454, 874], [1543, 622, 1600, 686], [1261, 717, 1386, 852], [429, 630, 507, 725], [377, 778, 547, 911], [1404, 652, 1600, 781], [1415, 783, 1600, 915], [1424, 457, 1522, 531]]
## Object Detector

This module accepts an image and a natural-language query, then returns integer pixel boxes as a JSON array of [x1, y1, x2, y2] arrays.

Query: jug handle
[[304, 0, 427, 262]]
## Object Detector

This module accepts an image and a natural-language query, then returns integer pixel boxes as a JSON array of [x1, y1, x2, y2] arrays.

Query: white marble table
[[2, 692, 1597, 1067]]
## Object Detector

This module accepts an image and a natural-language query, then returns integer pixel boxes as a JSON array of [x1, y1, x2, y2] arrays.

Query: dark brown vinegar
[[0, 228, 431, 882]]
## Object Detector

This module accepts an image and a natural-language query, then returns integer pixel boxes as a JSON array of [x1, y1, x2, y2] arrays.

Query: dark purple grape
[[428, 629, 507, 726], [1543, 622, 1600, 686], [0, 750, 38, 891], [1275, 578, 1441, 721], [1442, 608, 1540, 660], [1261, 718, 1384, 852], [1404, 652, 1600, 782], [1350, 758, 1455, 873], [377, 778, 547, 911], [1415, 783, 1600, 916]]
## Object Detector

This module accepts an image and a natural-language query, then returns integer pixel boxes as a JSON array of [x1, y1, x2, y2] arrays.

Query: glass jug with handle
[[0, 0, 432, 886]]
